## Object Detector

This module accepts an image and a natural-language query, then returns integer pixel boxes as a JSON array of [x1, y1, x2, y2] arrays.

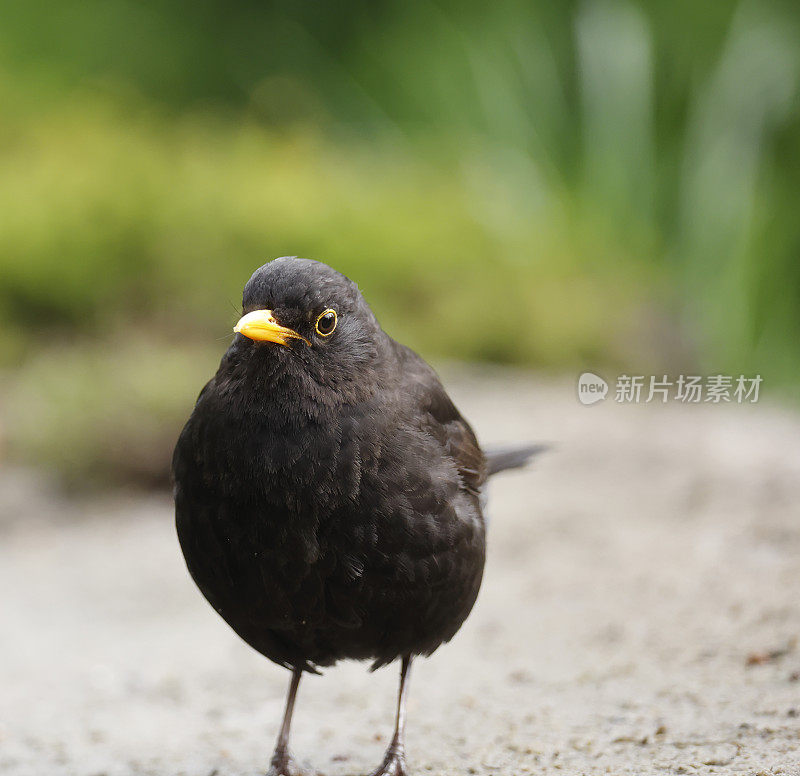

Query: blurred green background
[[1, 0, 799, 487]]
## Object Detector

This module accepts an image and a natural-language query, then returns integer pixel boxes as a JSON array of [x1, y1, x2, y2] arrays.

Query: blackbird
[[173, 257, 542, 776]]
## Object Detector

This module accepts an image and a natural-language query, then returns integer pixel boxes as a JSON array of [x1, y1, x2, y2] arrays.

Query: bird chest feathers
[[186, 379, 381, 514]]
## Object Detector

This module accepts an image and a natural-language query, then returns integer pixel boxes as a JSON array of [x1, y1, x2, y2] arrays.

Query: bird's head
[[230, 257, 385, 393]]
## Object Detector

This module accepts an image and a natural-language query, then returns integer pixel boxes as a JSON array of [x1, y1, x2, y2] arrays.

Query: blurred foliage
[[1, 340, 215, 487], [1, 0, 799, 485]]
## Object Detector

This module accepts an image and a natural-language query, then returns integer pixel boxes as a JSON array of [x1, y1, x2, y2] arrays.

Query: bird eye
[[315, 309, 337, 336]]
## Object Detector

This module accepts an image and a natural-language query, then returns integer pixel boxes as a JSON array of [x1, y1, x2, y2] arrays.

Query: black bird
[[173, 257, 542, 776]]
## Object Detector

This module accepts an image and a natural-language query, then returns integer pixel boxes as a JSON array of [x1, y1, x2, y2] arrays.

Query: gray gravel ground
[[2, 370, 800, 776]]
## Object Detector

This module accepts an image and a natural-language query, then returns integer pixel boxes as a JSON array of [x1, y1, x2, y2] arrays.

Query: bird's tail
[[485, 443, 549, 477]]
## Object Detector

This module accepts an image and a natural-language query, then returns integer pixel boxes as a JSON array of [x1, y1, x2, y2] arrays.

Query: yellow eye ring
[[315, 308, 337, 336]]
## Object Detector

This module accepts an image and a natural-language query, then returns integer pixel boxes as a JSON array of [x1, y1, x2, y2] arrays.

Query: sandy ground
[[2, 370, 800, 776]]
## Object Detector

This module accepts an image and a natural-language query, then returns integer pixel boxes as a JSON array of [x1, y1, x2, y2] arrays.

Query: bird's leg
[[369, 655, 413, 776], [266, 668, 304, 776]]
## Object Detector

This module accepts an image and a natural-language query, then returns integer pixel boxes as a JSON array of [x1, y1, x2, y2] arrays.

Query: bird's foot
[[266, 747, 305, 776], [367, 746, 408, 776]]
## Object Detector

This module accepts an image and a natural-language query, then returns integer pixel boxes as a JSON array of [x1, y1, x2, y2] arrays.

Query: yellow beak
[[233, 310, 310, 346]]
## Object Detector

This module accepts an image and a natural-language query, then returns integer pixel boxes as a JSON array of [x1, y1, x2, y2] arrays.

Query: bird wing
[[394, 344, 487, 497]]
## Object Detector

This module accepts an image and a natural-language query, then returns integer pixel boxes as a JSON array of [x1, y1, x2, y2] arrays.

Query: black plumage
[[173, 257, 541, 776]]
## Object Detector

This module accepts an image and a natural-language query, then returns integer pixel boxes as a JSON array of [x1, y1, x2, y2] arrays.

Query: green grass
[[0, 94, 658, 370], [2, 340, 218, 488], [0, 96, 660, 487], [1, 0, 800, 487]]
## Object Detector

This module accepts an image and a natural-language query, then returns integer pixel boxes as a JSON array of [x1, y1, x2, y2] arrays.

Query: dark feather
[[173, 258, 529, 674], [485, 443, 549, 476]]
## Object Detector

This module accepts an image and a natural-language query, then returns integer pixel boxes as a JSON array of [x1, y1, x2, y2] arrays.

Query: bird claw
[[367, 749, 408, 776], [266, 749, 305, 776]]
